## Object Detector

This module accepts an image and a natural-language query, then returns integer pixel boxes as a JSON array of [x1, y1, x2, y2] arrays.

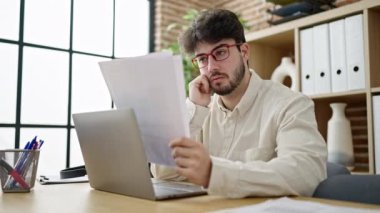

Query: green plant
[[163, 9, 199, 96]]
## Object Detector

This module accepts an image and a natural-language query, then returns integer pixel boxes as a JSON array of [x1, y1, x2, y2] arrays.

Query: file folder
[[329, 19, 348, 92], [373, 95, 380, 174], [345, 14, 365, 90], [313, 23, 331, 94], [300, 28, 315, 95]]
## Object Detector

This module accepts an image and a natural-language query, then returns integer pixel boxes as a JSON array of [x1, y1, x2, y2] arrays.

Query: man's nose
[[206, 55, 218, 73]]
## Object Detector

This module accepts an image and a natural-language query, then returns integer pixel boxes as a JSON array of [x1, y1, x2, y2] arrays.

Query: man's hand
[[189, 75, 212, 107], [169, 137, 212, 188]]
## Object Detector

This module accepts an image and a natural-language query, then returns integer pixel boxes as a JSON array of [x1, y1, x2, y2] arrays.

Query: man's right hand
[[189, 75, 212, 107]]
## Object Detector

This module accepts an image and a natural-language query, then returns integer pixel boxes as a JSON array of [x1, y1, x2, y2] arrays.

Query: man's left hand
[[169, 137, 211, 188]]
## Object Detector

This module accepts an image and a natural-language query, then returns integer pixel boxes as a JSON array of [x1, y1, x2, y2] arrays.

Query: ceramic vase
[[327, 103, 354, 170], [270, 57, 299, 91]]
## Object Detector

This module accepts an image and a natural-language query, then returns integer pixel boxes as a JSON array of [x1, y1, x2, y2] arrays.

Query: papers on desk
[[99, 52, 189, 166], [210, 197, 379, 213]]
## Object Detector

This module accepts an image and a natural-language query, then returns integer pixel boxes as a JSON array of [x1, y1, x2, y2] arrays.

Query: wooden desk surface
[[1, 183, 379, 213]]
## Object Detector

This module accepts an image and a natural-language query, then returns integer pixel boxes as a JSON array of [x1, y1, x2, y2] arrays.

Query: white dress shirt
[[151, 70, 327, 198]]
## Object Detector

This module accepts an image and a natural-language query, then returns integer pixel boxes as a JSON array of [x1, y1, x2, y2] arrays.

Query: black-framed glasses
[[191, 43, 243, 69]]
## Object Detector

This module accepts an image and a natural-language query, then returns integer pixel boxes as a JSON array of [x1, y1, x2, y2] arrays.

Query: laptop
[[72, 108, 207, 200]]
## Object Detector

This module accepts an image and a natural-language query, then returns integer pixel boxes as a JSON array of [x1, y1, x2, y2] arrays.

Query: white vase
[[270, 57, 299, 91], [327, 103, 354, 170]]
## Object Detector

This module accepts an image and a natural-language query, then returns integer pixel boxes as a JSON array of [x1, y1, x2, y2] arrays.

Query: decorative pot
[[327, 103, 354, 170], [270, 57, 299, 91]]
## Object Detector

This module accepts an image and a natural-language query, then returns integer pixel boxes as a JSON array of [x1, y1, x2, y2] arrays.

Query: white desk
[[1, 183, 379, 213]]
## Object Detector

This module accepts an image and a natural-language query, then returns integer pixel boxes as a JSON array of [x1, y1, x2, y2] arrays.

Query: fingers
[[169, 137, 195, 148], [174, 167, 193, 180], [173, 155, 193, 168], [171, 146, 192, 159], [189, 75, 210, 92], [197, 75, 211, 94], [169, 137, 212, 187], [174, 158, 211, 187], [170, 138, 198, 159], [189, 75, 212, 107], [174, 163, 200, 184]]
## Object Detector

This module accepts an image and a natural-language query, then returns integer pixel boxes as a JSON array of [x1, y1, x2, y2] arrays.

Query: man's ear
[[240, 43, 250, 59]]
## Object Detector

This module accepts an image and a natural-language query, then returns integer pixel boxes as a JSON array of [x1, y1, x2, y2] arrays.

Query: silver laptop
[[72, 108, 206, 200]]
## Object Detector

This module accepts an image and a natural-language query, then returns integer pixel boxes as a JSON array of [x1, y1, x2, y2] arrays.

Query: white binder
[[345, 14, 366, 90], [313, 24, 331, 94], [300, 28, 314, 95], [373, 95, 380, 174], [329, 19, 348, 92]]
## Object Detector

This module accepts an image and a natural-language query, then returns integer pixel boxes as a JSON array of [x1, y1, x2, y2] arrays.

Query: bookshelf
[[246, 0, 380, 174]]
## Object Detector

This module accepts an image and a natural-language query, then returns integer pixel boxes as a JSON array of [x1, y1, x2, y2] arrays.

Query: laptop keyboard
[[153, 179, 204, 193]]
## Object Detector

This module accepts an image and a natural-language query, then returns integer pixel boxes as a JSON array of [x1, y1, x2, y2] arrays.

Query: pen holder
[[0, 149, 40, 192]]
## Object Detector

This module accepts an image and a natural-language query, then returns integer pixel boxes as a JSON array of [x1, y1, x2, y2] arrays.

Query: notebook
[[72, 108, 207, 200]]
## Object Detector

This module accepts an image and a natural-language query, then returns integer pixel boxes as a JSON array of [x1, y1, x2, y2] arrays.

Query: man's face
[[194, 39, 248, 96]]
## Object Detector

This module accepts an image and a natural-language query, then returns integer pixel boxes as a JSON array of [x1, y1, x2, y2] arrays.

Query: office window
[[0, 0, 20, 40], [115, 0, 149, 57], [0, 43, 18, 124], [24, 0, 71, 49], [73, 0, 113, 56], [0, 128, 15, 150], [20, 128, 67, 174], [70, 129, 83, 167], [21, 47, 69, 125], [71, 53, 111, 119], [0, 0, 152, 175]]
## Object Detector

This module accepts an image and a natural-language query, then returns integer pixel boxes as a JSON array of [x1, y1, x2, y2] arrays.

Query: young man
[[151, 9, 327, 198]]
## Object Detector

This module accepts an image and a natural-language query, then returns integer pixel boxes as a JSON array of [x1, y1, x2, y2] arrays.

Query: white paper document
[[210, 197, 379, 213], [99, 52, 189, 166]]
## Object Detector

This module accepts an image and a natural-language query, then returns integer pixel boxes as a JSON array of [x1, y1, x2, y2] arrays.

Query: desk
[[1, 183, 379, 212]]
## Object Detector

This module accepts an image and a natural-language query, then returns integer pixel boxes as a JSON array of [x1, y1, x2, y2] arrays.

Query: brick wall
[[154, 0, 213, 51], [154, 0, 362, 51]]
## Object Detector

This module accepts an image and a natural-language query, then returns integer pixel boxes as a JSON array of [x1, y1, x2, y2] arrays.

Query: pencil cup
[[0, 149, 40, 192]]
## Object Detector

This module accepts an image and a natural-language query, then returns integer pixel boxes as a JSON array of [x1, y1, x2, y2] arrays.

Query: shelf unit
[[246, 0, 380, 174]]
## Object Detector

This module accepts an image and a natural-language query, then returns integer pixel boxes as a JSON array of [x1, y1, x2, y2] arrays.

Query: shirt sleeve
[[207, 95, 327, 198], [186, 98, 210, 141]]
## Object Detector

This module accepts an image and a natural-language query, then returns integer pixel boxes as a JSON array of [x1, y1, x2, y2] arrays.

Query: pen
[[15, 136, 39, 172], [11, 137, 38, 187], [39, 140, 44, 149], [23, 142, 30, 150], [29, 136, 37, 150], [0, 158, 30, 189]]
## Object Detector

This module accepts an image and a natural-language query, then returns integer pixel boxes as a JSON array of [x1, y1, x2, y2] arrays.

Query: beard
[[209, 57, 246, 96]]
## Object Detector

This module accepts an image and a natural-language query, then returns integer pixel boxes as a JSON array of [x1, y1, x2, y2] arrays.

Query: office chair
[[326, 161, 350, 177], [313, 162, 380, 205]]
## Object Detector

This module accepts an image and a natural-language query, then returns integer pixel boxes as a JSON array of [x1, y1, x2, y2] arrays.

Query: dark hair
[[179, 9, 246, 55]]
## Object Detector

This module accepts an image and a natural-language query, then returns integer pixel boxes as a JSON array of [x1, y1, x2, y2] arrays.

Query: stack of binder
[[373, 95, 380, 174], [300, 14, 366, 95]]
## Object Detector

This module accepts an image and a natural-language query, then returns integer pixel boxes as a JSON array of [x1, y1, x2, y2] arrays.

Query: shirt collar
[[216, 69, 262, 116]]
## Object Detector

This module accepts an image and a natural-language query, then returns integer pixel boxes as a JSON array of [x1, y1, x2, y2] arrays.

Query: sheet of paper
[[99, 52, 189, 166], [210, 197, 379, 213]]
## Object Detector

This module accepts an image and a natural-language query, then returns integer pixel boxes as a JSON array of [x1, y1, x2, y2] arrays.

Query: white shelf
[[245, 0, 380, 174]]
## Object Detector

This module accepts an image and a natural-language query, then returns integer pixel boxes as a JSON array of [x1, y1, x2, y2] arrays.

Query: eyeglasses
[[191, 43, 243, 69]]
